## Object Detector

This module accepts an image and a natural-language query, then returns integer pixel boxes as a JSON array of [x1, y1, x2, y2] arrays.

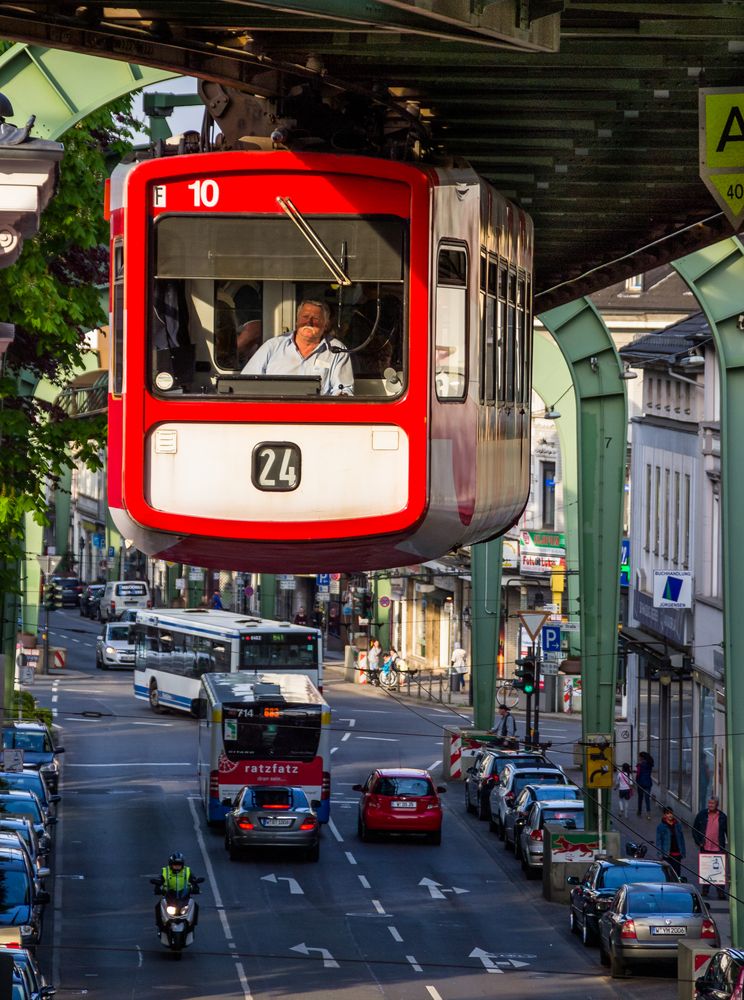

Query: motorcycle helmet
[[168, 851, 185, 872]]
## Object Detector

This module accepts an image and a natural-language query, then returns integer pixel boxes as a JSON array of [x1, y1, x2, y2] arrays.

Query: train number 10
[[187, 179, 220, 207]]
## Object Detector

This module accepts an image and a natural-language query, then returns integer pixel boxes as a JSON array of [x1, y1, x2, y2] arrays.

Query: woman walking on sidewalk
[[635, 751, 654, 818], [615, 762, 634, 817]]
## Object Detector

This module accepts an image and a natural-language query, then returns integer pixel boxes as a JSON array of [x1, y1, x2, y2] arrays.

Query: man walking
[[491, 704, 518, 749], [693, 796, 728, 899], [656, 806, 686, 878]]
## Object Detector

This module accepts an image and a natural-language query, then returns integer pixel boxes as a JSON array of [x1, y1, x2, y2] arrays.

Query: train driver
[[241, 299, 354, 396]]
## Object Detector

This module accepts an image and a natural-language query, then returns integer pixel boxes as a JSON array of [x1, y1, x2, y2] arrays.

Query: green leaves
[[0, 95, 136, 574]]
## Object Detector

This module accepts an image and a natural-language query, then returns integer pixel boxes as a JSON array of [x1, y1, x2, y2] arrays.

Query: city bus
[[132, 608, 323, 714], [197, 671, 331, 825]]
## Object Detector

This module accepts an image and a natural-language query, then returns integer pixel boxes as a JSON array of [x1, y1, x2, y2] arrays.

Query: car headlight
[[165, 905, 178, 916], [105, 646, 116, 655]]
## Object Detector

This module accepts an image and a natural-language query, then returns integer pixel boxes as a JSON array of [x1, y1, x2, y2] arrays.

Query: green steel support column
[[538, 299, 627, 829], [0, 43, 175, 140], [260, 575, 277, 621], [532, 328, 580, 654], [375, 577, 391, 652], [471, 539, 502, 731], [673, 238, 744, 946]]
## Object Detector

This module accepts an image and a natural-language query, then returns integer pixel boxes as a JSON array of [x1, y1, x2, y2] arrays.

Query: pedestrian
[[293, 606, 308, 625], [491, 704, 518, 749], [450, 645, 467, 693], [693, 795, 728, 899], [615, 762, 634, 818], [211, 591, 223, 610], [367, 638, 382, 683], [635, 750, 654, 818], [656, 806, 686, 878]]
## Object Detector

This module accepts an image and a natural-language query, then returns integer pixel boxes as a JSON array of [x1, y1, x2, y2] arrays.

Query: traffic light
[[513, 655, 536, 694], [44, 580, 61, 611]]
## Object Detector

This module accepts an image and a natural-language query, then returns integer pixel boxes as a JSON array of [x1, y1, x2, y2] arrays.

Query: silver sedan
[[598, 882, 719, 978], [223, 785, 320, 862]]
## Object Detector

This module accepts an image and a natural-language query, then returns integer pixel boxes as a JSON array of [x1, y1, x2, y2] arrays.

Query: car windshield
[[541, 809, 584, 827], [627, 890, 698, 915], [513, 772, 564, 793], [0, 800, 41, 823], [535, 786, 577, 800], [108, 626, 131, 642], [0, 776, 42, 800], [0, 870, 30, 908], [251, 788, 308, 810], [376, 777, 433, 797], [602, 864, 669, 889], [2, 732, 49, 753]]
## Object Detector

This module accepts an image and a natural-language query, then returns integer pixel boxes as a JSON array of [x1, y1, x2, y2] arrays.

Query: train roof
[[201, 670, 326, 708], [134, 607, 320, 637]]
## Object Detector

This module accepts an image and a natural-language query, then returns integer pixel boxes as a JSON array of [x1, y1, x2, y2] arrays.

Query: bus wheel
[[149, 681, 164, 714]]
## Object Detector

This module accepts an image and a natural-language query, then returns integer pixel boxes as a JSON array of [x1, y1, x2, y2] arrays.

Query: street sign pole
[[533, 639, 541, 746]]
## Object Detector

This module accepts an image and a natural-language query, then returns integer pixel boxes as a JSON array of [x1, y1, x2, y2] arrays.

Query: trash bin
[[449, 670, 460, 694]]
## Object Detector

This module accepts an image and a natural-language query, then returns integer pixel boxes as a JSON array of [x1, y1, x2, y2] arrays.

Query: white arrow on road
[[469, 948, 531, 973], [261, 873, 303, 895], [419, 877, 469, 899], [291, 943, 339, 968]]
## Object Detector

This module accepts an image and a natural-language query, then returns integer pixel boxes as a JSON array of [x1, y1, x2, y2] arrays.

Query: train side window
[[497, 264, 507, 402], [515, 275, 525, 404], [505, 270, 517, 404], [435, 246, 468, 401], [479, 253, 498, 404], [112, 241, 124, 396]]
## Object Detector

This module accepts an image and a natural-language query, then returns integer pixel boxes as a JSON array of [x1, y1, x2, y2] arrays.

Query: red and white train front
[[107, 151, 532, 571]]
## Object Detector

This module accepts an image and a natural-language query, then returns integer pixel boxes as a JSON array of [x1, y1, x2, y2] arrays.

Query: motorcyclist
[[155, 852, 200, 930]]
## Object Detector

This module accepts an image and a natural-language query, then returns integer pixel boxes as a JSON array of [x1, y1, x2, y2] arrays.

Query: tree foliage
[[0, 98, 138, 582]]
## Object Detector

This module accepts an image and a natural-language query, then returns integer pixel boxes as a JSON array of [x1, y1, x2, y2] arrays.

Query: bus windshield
[[222, 703, 321, 762], [150, 215, 407, 400], [240, 632, 319, 671]]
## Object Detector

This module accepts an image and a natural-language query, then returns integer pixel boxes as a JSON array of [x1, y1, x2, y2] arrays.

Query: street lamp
[[78, 535, 85, 582]]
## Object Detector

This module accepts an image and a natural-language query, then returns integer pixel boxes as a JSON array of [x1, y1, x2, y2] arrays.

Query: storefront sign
[[519, 529, 566, 576], [633, 590, 688, 645]]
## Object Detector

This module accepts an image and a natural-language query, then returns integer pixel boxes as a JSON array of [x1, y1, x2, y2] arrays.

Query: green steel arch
[[0, 42, 175, 139]]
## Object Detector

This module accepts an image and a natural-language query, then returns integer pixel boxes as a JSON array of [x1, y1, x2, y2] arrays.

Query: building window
[[673, 471, 680, 565], [541, 461, 556, 529], [653, 466, 661, 555], [683, 473, 691, 569], [644, 464, 652, 552], [663, 468, 670, 559], [711, 484, 721, 599], [625, 274, 643, 294]]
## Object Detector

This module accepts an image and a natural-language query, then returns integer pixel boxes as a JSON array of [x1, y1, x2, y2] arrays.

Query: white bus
[[197, 671, 331, 825], [132, 608, 323, 715]]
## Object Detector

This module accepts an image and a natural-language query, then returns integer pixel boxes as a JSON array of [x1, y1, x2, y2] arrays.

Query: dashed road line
[[344, 851, 357, 865], [406, 955, 423, 973], [358, 875, 370, 889], [426, 987, 444, 1000], [388, 926, 403, 942], [372, 899, 386, 915], [328, 818, 344, 843]]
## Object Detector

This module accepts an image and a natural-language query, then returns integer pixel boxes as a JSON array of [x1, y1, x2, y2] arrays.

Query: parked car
[[599, 882, 719, 978], [0, 772, 58, 820], [0, 817, 50, 869], [223, 785, 320, 862], [354, 767, 445, 844], [503, 783, 582, 853], [0, 833, 48, 886], [79, 584, 104, 619], [1, 723, 64, 795], [95, 622, 135, 670], [464, 748, 546, 821], [695, 947, 744, 998], [6, 946, 55, 999], [568, 857, 681, 947], [99, 580, 151, 622], [50, 577, 83, 609], [489, 764, 568, 837], [518, 799, 585, 878], [0, 845, 50, 950], [0, 792, 56, 844]]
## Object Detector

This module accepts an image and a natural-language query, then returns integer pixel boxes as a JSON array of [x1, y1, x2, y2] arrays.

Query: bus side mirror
[[191, 699, 206, 719]]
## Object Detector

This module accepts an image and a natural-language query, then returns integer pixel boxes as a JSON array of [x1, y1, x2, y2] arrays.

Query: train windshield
[[150, 214, 408, 400]]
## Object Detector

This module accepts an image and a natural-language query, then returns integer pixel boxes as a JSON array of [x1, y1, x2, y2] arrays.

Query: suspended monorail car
[[107, 151, 533, 571]]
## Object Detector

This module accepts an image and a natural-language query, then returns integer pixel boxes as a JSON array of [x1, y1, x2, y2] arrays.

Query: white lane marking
[[136, 946, 143, 967], [51, 759, 65, 987], [388, 926, 403, 942], [290, 943, 339, 969], [338, 718, 356, 727], [188, 797, 253, 999], [328, 818, 344, 843], [132, 721, 173, 727], [62, 716, 99, 722], [426, 987, 444, 1000], [407, 955, 423, 973], [358, 875, 370, 889], [345, 709, 391, 714], [261, 874, 303, 895], [330, 747, 339, 755], [356, 736, 398, 742], [427, 759, 441, 771], [372, 899, 386, 915], [341, 733, 351, 742], [344, 851, 357, 866]]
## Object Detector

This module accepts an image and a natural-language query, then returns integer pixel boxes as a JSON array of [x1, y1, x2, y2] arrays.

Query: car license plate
[[651, 926, 686, 935], [392, 801, 416, 809], [261, 817, 293, 828]]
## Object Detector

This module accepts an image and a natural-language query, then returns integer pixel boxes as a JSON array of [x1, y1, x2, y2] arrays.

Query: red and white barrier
[[449, 732, 463, 779]]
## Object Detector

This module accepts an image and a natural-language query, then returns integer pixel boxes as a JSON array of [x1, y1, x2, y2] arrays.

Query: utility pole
[[533, 639, 542, 746]]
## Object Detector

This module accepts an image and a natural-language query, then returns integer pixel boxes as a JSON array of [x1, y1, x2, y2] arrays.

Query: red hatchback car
[[353, 768, 446, 844]]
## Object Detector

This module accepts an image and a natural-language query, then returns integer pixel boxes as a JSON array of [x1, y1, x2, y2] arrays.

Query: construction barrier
[[50, 647, 66, 670], [449, 731, 462, 778]]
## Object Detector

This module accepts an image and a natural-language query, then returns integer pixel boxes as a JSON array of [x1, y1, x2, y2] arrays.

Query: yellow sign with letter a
[[700, 88, 744, 228]]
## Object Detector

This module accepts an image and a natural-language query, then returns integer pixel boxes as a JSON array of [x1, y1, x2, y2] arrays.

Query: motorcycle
[[150, 876, 204, 956]]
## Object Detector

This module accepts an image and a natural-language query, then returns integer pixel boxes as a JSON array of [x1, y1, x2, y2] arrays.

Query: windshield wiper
[[276, 196, 351, 286]]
